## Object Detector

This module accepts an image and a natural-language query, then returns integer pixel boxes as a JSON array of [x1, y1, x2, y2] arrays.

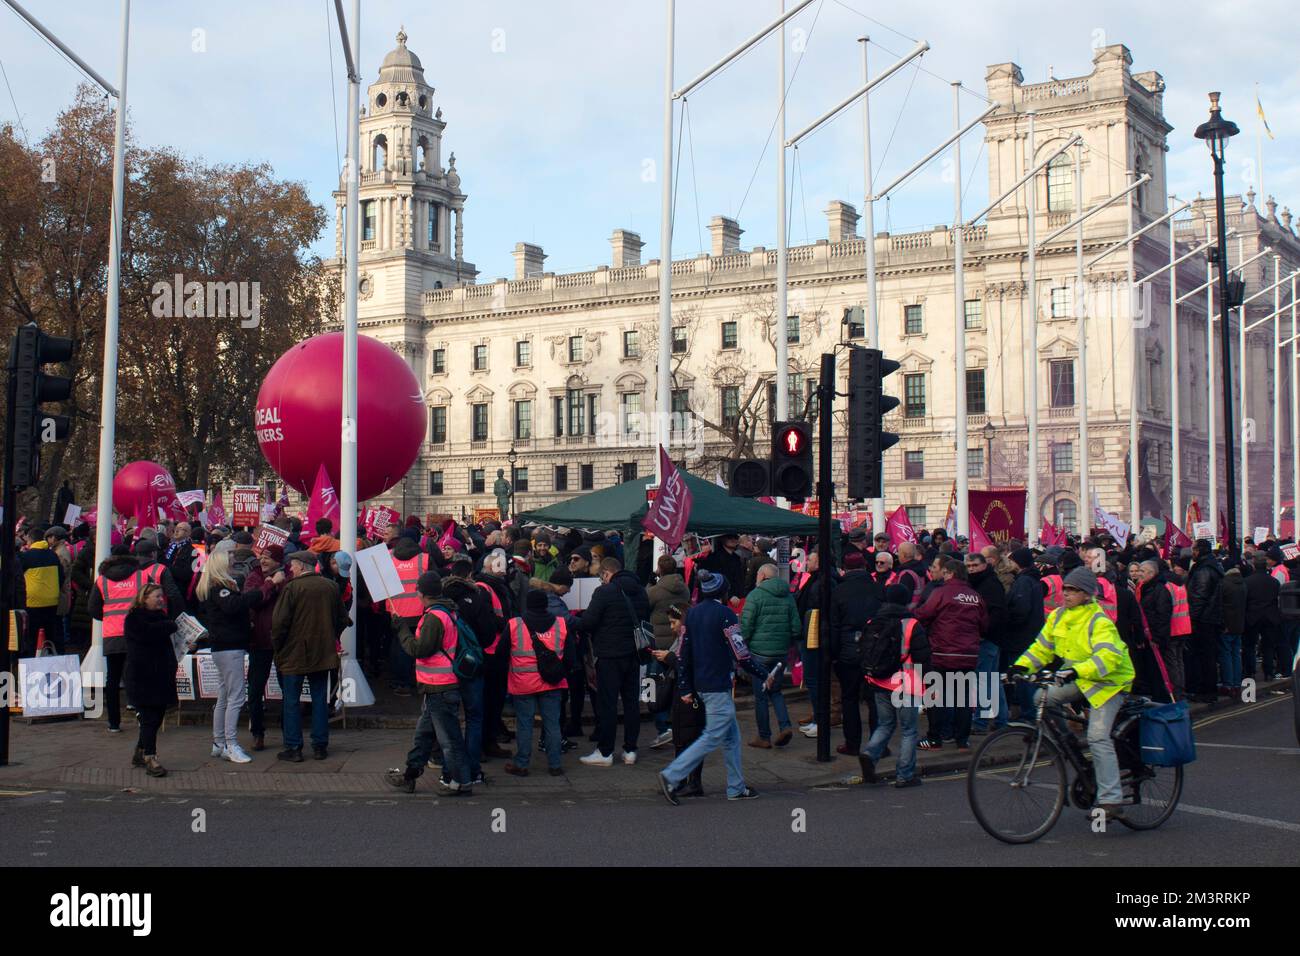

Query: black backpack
[[523, 620, 568, 686], [859, 617, 902, 679]]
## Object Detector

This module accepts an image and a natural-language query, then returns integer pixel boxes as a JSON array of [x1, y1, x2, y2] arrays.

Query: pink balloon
[[112, 460, 182, 520], [255, 332, 425, 502]]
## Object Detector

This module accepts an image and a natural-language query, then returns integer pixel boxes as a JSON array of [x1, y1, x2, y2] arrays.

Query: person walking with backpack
[[740, 562, 801, 749], [504, 590, 574, 777], [857, 585, 931, 788], [386, 572, 474, 795]]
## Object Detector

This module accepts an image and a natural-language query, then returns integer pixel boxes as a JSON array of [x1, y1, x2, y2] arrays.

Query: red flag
[[305, 464, 340, 534], [969, 515, 994, 552], [206, 489, 227, 529], [1162, 514, 1194, 557], [1218, 510, 1229, 548], [1040, 518, 1064, 547], [642, 446, 692, 549], [886, 506, 917, 547]]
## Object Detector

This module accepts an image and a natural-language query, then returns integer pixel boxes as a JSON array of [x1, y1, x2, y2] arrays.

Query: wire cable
[[0, 54, 30, 144], [324, 0, 341, 174], [873, 59, 920, 182], [684, 99, 705, 255]]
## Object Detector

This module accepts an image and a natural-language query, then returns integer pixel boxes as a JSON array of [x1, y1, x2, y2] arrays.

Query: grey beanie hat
[[1062, 566, 1099, 596]]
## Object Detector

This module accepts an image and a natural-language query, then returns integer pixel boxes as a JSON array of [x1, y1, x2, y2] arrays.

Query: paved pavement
[[1, 690, 1294, 866]]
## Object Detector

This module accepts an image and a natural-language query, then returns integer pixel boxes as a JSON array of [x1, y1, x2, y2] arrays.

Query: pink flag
[[642, 446, 692, 550], [1162, 514, 1193, 557], [305, 464, 340, 534], [206, 489, 227, 529], [1040, 518, 1066, 547], [886, 506, 917, 547], [969, 516, 994, 551]]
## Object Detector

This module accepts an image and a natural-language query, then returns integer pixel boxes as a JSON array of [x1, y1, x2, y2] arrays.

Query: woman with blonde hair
[[124, 583, 178, 777], [196, 547, 264, 763]]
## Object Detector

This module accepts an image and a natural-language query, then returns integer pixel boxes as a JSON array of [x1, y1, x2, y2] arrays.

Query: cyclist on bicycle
[[1009, 567, 1135, 820]]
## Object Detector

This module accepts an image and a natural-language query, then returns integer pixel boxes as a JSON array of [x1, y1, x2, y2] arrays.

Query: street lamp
[[983, 420, 996, 490], [615, 462, 624, 485], [1194, 92, 1243, 562], [506, 444, 518, 520]]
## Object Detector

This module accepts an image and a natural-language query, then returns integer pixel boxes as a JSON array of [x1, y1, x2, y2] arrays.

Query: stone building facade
[[328, 31, 1299, 534]]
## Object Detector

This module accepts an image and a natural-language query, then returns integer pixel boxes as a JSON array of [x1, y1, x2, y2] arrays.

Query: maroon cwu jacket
[[912, 578, 987, 670]]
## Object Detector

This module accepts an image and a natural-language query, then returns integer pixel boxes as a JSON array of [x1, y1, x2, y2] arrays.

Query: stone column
[[455, 206, 464, 262]]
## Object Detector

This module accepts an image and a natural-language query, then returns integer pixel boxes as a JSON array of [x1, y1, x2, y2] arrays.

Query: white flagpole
[[1026, 111, 1039, 546], [656, 0, 674, 491], [1239, 236, 1248, 537], [1292, 274, 1298, 532], [1274, 254, 1282, 535], [953, 83, 968, 538], [1169, 200, 1180, 523], [1076, 145, 1089, 534], [1128, 171, 1140, 529], [860, 37, 885, 534], [1206, 223, 1218, 533], [775, 0, 788, 425]]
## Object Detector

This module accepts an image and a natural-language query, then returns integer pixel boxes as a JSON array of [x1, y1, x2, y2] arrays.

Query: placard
[[231, 486, 262, 528], [196, 651, 222, 698], [63, 503, 81, 526], [560, 576, 601, 611], [473, 507, 501, 524], [681, 532, 703, 558], [1253, 526, 1270, 543], [1191, 521, 1213, 543], [175, 655, 195, 701], [174, 612, 207, 658], [1282, 543, 1300, 561], [17, 654, 84, 718], [355, 542, 406, 602], [253, 524, 289, 553]]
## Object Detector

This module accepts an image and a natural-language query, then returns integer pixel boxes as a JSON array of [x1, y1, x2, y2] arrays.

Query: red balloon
[[113, 460, 182, 520], [255, 333, 425, 502]]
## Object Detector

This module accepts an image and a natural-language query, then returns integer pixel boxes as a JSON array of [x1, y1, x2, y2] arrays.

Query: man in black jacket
[[827, 550, 883, 756], [474, 550, 515, 759], [699, 533, 745, 606], [1243, 554, 1283, 681], [1003, 548, 1045, 718], [1136, 560, 1176, 701], [1186, 539, 1224, 702], [576, 557, 649, 766], [965, 550, 1008, 732]]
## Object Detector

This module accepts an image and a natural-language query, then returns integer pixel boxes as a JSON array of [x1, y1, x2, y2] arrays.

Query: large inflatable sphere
[[255, 333, 425, 501], [113, 460, 182, 519]]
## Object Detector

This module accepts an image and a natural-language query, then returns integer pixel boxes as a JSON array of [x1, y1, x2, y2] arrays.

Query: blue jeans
[[1217, 634, 1242, 688], [513, 690, 562, 770], [661, 691, 747, 797], [459, 674, 484, 777], [280, 671, 329, 751], [749, 652, 791, 739], [405, 689, 471, 786], [862, 689, 919, 782], [971, 640, 1008, 730]]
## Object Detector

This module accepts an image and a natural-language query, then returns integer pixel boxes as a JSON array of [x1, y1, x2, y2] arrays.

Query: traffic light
[[9, 322, 73, 490], [847, 347, 900, 499], [727, 458, 769, 498], [770, 420, 813, 501]]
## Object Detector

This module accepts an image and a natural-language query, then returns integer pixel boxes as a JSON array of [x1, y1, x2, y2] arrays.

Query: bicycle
[[966, 670, 1183, 844]]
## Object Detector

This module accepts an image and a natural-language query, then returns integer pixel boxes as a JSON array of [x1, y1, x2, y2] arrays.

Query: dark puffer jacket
[[124, 607, 179, 709], [199, 578, 264, 652], [577, 570, 649, 659], [646, 573, 690, 649]]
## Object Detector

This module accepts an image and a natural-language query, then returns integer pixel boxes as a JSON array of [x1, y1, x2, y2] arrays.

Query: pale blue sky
[[3, 0, 1297, 280]]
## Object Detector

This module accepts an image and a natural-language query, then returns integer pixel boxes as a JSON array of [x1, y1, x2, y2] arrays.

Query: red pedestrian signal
[[771, 421, 813, 500]]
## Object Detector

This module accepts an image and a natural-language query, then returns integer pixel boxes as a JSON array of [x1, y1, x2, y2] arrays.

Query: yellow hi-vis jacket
[[1014, 600, 1134, 707]]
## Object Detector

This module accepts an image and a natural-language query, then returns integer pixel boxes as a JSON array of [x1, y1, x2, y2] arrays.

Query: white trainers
[[224, 743, 253, 764], [211, 742, 226, 758], [650, 730, 673, 749], [579, 749, 614, 767], [622, 749, 638, 765], [800, 722, 818, 738]]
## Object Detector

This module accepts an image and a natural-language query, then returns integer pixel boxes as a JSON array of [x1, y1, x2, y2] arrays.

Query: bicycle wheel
[[967, 724, 1067, 844], [1118, 763, 1183, 830]]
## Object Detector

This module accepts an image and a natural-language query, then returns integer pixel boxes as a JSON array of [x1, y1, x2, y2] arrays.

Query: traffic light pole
[[816, 351, 834, 763], [1, 340, 18, 765]]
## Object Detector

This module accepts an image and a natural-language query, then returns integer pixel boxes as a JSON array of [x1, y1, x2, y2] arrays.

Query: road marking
[[1194, 695, 1289, 730], [1195, 742, 1300, 754], [1176, 803, 1300, 833], [0, 789, 43, 797]]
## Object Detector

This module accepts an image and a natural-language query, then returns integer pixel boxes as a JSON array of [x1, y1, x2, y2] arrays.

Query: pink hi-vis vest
[[1096, 578, 1118, 622], [868, 618, 922, 697], [1166, 582, 1192, 636], [1042, 575, 1064, 616], [97, 570, 145, 639], [414, 608, 459, 687], [387, 553, 430, 618], [507, 617, 568, 696], [1272, 565, 1291, 585]]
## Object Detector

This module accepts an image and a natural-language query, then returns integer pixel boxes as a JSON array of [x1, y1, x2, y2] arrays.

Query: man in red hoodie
[[912, 556, 987, 752]]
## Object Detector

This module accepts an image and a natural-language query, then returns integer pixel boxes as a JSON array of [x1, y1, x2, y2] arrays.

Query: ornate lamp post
[[506, 444, 518, 519], [983, 420, 996, 490], [1194, 92, 1244, 561]]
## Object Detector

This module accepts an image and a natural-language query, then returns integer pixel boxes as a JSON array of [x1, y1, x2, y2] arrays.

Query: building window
[[967, 448, 984, 479], [964, 299, 982, 330], [904, 304, 924, 335], [1049, 359, 1075, 407], [1050, 286, 1072, 319], [671, 388, 690, 434], [1051, 441, 1074, 474], [429, 406, 447, 444], [554, 465, 568, 492], [567, 389, 585, 436], [552, 396, 564, 437], [904, 451, 924, 479], [786, 315, 800, 344], [1047, 154, 1073, 213], [473, 344, 488, 371], [1054, 498, 1078, 534], [427, 201, 439, 247], [362, 200, 375, 241], [568, 336, 584, 362], [514, 400, 532, 440], [580, 463, 594, 490], [470, 468, 485, 494], [907, 506, 927, 528], [768, 373, 810, 421], [431, 348, 446, 374], [904, 373, 926, 418], [623, 330, 640, 358], [965, 369, 986, 415], [515, 340, 531, 367], [513, 467, 529, 493], [622, 462, 638, 481], [721, 321, 738, 350], [471, 403, 489, 441], [721, 386, 741, 428], [429, 470, 444, 496], [672, 326, 687, 354], [1149, 359, 1163, 411], [621, 392, 642, 436], [587, 394, 599, 437], [845, 306, 865, 339]]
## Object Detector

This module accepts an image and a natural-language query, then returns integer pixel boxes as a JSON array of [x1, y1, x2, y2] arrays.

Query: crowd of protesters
[[7, 507, 1296, 799]]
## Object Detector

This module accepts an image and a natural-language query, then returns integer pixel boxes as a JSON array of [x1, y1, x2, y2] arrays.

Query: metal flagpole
[[1293, 274, 1298, 532], [775, 0, 788, 425], [1076, 145, 1089, 534], [1238, 236, 1247, 537], [860, 37, 884, 534], [86, 0, 131, 688], [656, 0, 674, 490], [1275, 254, 1282, 536], [1169, 200, 1180, 523], [1128, 172, 1140, 529], [1207, 222, 1218, 533], [953, 83, 968, 537], [1026, 111, 1039, 545]]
